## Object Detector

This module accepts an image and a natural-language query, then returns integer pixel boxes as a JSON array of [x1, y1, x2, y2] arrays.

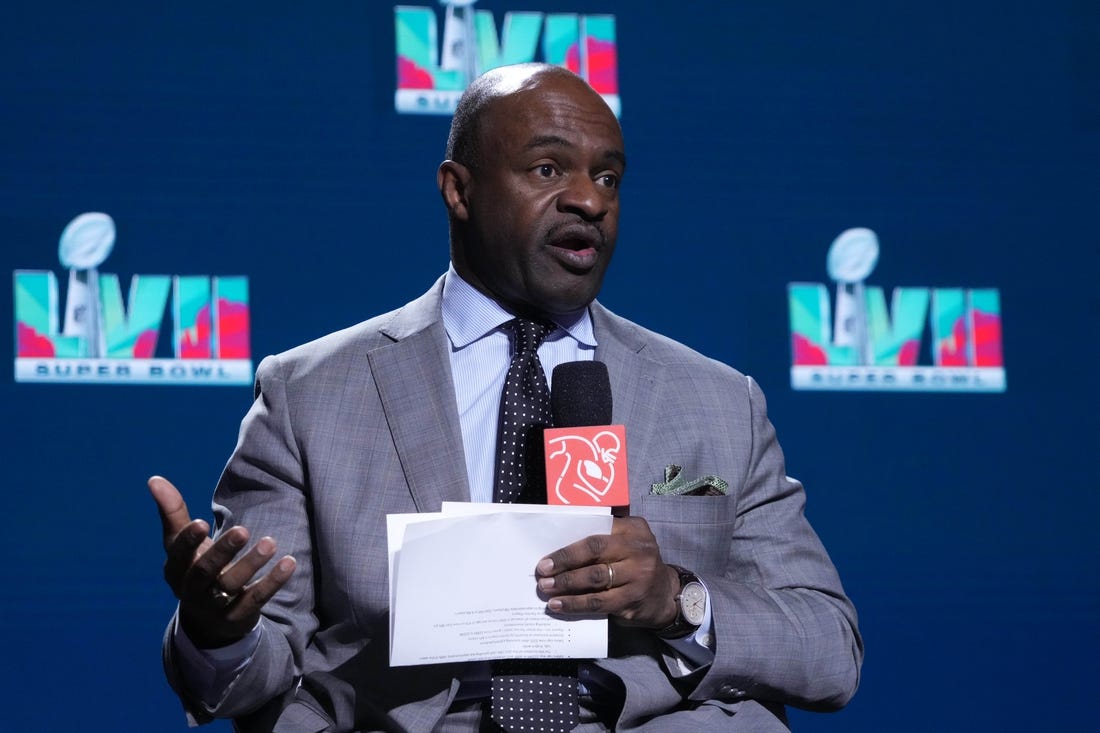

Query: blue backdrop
[[3, 2, 1098, 731]]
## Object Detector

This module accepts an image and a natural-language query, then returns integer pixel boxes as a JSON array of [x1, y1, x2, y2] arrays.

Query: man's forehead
[[521, 133, 627, 168], [466, 64, 624, 164], [484, 78, 620, 136]]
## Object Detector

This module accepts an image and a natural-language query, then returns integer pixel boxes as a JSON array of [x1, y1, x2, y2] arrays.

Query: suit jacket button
[[719, 684, 746, 700]]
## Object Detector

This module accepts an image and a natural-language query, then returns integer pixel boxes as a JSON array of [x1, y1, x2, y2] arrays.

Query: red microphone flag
[[544, 424, 629, 507]]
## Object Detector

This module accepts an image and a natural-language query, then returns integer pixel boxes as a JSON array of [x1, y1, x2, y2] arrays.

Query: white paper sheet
[[388, 504, 612, 666]]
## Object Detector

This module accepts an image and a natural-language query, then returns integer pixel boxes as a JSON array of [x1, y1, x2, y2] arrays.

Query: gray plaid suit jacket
[[163, 275, 862, 732]]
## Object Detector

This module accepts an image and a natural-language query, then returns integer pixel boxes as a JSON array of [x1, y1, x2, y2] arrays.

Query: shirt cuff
[[172, 613, 262, 708]]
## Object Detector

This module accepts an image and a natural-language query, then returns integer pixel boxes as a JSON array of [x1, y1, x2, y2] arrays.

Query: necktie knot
[[505, 317, 553, 358]]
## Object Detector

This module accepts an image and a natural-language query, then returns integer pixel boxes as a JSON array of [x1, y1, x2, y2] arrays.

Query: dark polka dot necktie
[[492, 318, 554, 504], [490, 317, 580, 733]]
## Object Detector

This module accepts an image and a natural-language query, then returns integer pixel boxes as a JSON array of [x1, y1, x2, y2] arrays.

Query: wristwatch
[[655, 564, 707, 639]]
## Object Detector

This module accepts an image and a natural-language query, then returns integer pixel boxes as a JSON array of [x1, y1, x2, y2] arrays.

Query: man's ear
[[438, 160, 471, 222]]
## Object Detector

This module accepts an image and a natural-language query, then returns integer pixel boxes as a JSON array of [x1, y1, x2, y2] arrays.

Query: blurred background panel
[[1, 2, 1096, 730]]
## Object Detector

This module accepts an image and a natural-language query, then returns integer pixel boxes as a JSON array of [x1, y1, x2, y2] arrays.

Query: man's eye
[[598, 173, 619, 189], [536, 164, 557, 177]]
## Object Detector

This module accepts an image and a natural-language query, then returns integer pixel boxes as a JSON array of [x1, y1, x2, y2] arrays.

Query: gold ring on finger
[[210, 586, 236, 608]]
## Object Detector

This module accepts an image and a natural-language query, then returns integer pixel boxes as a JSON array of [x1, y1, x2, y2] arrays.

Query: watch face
[[680, 581, 707, 625]]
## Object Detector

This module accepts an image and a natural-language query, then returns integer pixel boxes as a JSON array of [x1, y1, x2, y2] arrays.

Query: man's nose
[[557, 175, 608, 221]]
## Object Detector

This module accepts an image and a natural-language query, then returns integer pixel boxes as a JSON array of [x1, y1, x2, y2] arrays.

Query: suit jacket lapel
[[365, 293, 658, 512], [591, 302, 662, 504], [368, 278, 471, 512]]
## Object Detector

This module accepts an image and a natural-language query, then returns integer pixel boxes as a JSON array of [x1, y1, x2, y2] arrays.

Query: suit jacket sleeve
[[163, 352, 319, 720], [682, 375, 862, 711]]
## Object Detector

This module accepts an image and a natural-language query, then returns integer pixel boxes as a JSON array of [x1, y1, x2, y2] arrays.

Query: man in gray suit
[[152, 63, 861, 732]]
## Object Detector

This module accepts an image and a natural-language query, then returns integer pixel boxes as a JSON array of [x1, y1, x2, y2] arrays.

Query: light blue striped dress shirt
[[441, 265, 597, 503]]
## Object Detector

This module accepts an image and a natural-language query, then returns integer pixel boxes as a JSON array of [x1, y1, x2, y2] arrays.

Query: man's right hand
[[149, 475, 297, 649]]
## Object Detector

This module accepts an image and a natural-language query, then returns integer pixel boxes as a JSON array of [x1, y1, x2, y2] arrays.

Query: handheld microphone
[[545, 361, 630, 508]]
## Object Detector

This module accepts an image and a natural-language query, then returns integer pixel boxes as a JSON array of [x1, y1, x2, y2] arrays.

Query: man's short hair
[[444, 78, 492, 170]]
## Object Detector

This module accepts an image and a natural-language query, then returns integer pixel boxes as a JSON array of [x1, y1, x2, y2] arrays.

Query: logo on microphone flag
[[545, 424, 629, 507]]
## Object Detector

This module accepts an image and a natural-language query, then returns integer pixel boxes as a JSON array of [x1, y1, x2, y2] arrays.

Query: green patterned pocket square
[[650, 464, 729, 497]]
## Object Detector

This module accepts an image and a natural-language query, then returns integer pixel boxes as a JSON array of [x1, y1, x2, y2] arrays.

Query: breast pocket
[[634, 493, 735, 577]]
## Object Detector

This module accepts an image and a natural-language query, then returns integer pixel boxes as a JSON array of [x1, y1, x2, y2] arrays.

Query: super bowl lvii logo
[[788, 228, 1005, 393], [395, 1, 619, 116], [13, 212, 253, 385]]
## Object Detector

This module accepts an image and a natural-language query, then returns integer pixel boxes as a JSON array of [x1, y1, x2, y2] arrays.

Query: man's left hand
[[536, 516, 679, 629]]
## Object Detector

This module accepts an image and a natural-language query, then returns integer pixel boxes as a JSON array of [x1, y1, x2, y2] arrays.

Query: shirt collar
[[441, 264, 597, 350]]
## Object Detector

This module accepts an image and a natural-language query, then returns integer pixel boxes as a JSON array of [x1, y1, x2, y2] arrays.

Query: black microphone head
[[551, 361, 612, 427]]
